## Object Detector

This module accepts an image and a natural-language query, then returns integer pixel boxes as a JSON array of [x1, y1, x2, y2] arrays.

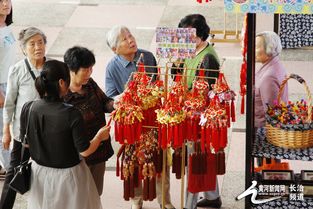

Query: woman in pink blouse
[[255, 31, 288, 128]]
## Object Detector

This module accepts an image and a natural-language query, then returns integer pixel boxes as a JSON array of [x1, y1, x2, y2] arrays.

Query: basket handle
[[277, 73, 312, 123]]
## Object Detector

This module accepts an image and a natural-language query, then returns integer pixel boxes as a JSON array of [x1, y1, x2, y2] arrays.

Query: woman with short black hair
[[64, 46, 114, 196], [178, 14, 210, 41], [63, 46, 96, 74]]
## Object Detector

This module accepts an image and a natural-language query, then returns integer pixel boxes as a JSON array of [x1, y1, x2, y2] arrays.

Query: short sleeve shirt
[[21, 100, 90, 168]]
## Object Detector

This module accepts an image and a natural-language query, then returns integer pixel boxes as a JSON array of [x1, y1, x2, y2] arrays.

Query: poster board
[[155, 27, 197, 59]]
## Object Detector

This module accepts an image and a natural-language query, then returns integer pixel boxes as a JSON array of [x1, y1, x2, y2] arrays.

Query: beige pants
[[131, 166, 172, 208]]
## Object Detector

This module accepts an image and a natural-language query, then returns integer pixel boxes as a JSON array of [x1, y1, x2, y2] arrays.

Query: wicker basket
[[265, 74, 313, 149]]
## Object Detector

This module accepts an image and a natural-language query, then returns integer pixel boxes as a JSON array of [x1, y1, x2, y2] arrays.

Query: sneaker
[[160, 203, 176, 209], [196, 197, 222, 208], [131, 205, 142, 209]]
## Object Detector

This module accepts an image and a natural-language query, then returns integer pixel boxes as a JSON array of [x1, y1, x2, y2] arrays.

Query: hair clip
[[40, 72, 47, 82]]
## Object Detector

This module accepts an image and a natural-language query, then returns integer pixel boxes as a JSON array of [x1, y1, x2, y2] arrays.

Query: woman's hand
[[96, 125, 111, 141], [2, 127, 11, 150], [80, 125, 111, 157], [113, 93, 124, 109], [0, 90, 5, 108]]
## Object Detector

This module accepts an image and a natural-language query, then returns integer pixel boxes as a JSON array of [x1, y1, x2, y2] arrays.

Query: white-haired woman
[[0, 27, 47, 209], [255, 31, 288, 128]]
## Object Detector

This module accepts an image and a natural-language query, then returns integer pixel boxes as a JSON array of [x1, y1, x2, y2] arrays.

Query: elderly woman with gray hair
[[0, 27, 47, 209], [255, 31, 288, 128]]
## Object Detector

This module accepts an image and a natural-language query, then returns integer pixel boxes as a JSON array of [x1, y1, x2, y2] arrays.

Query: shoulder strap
[[24, 102, 34, 143], [20, 102, 34, 162], [24, 59, 36, 80]]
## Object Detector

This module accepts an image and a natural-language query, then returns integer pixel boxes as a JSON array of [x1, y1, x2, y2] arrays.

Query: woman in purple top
[[255, 31, 288, 128]]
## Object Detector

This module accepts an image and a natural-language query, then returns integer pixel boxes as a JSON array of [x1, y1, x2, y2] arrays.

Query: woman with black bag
[[63, 46, 115, 196], [0, 27, 47, 209], [20, 60, 110, 209]]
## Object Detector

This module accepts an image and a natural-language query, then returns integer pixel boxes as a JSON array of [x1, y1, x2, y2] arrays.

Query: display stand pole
[[273, 14, 279, 33], [162, 146, 167, 209], [236, 13, 239, 39], [160, 64, 170, 209], [245, 13, 256, 209], [180, 141, 186, 209], [180, 65, 188, 209], [223, 12, 226, 39]]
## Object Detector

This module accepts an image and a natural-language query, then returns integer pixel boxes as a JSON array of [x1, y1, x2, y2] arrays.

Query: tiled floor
[[2, 0, 313, 208]]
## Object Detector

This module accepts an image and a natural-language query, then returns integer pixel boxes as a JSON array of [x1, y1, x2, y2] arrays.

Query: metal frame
[[245, 13, 256, 209], [210, 13, 241, 43]]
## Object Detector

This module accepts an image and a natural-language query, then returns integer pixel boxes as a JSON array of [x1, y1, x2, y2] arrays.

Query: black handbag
[[9, 102, 33, 194], [9, 160, 31, 194]]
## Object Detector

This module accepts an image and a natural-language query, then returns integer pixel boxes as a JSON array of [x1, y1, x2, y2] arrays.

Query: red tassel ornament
[[124, 178, 130, 201], [231, 99, 236, 122], [216, 150, 226, 175], [239, 14, 248, 114], [112, 62, 163, 145], [111, 91, 144, 145], [142, 163, 149, 200], [143, 177, 149, 201], [116, 145, 125, 177], [173, 125, 179, 148], [129, 175, 134, 198], [156, 78, 187, 148], [220, 126, 227, 148], [148, 163, 156, 201], [200, 96, 228, 152], [172, 148, 182, 179], [205, 126, 211, 151], [225, 102, 230, 127], [201, 127, 206, 152], [208, 72, 236, 126]]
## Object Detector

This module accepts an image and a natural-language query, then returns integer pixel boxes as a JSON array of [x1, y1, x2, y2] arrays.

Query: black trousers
[[0, 140, 30, 209]]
